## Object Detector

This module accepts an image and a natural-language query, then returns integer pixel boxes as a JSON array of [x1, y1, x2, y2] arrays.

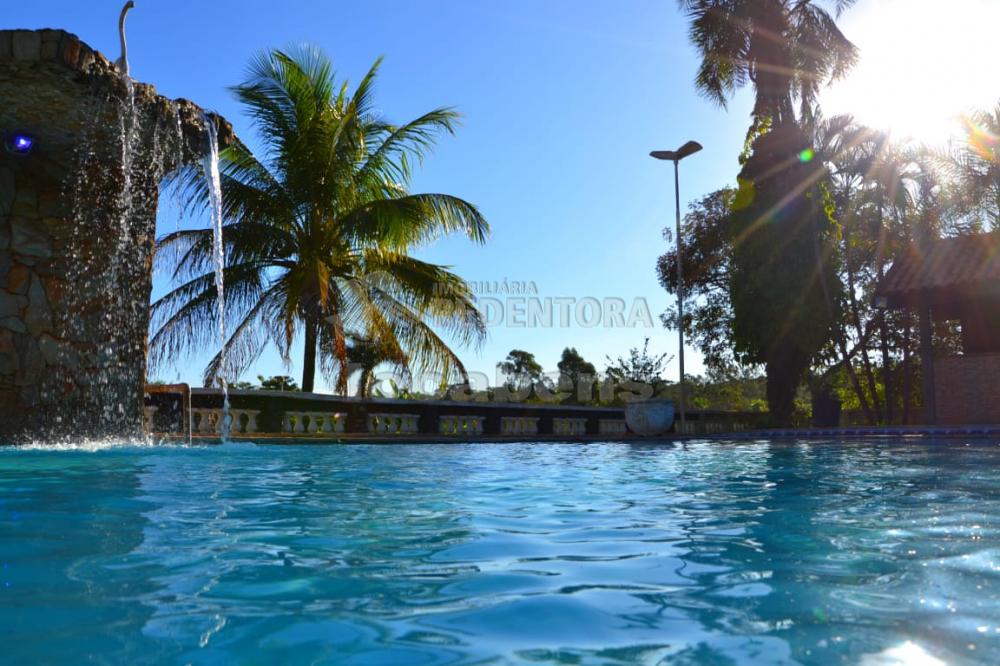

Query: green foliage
[[150, 47, 489, 394], [729, 123, 843, 424], [679, 1, 858, 425], [657, 188, 739, 372], [344, 334, 409, 398], [557, 347, 596, 379], [938, 104, 1000, 232], [662, 368, 768, 412], [497, 349, 544, 390], [679, 0, 858, 125], [257, 375, 299, 391], [555, 347, 598, 404], [604, 338, 673, 392]]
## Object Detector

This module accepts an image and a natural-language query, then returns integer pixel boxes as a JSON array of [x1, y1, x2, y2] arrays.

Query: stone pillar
[[0, 29, 232, 442]]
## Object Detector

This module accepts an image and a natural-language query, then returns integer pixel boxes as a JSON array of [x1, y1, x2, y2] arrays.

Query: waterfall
[[66, 75, 165, 438], [202, 116, 230, 442]]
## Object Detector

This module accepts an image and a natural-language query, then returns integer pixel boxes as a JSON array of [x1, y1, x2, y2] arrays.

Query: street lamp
[[650, 140, 702, 433]]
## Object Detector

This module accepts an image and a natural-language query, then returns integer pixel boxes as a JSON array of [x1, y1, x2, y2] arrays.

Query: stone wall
[[935, 354, 1000, 425], [0, 29, 231, 442]]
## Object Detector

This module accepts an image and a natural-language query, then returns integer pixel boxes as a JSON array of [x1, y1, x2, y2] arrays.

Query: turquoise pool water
[[1, 440, 999, 665]]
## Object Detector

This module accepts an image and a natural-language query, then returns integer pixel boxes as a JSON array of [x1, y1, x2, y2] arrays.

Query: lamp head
[[650, 140, 703, 162], [675, 140, 703, 160]]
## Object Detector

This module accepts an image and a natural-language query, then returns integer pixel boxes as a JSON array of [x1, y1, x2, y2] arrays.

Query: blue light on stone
[[6, 133, 35, 155]]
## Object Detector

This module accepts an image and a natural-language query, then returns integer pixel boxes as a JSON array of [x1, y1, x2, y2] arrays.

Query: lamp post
[[651, 140, 702, 433]]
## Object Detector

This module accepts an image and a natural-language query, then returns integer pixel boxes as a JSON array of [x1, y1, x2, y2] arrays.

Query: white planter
[[624, 399, 676, 436]]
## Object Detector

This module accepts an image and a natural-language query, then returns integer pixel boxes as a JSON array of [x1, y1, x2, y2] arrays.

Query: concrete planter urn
[[624, 399, 676, 436]]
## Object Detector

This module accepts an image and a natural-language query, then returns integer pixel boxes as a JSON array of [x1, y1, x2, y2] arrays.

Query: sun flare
[[822, 0, 1000, 146]]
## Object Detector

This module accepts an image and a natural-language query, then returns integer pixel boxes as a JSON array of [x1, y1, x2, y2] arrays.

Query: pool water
[[2, 440, 999, 665]]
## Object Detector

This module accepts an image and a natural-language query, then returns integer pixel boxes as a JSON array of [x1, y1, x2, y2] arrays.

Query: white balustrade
[[553, 417, 587, 436], [143, 406, 158, 433], [226, 409, 261, 434], [191, 408, 224, 434], [599, 419, 628, 435], [439, 415, 486, 436], [281, 411, 346, 434], [367, 413, 420, 435], [500, 416, 539, 436]]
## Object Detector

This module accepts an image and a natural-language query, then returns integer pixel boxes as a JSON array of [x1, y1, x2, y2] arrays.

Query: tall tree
[[557, 347, 598, 402], [680, 0, 857, 424], [657, 188, 738, 373], [150, 47, 489, 393], [497, 350, 544, 391], [557, 347, 596, 383], [942, 103, 1000, 232]]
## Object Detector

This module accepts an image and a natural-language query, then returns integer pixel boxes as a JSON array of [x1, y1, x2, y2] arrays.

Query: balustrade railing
[[599, 419, 628, 435], [552, 417, 587, 436], [500, 416, 539, 436], [281, 412, 346, 434], [158, 387, 760, 440], [439, 415, 486, 436], [368, 413, 420, 435]]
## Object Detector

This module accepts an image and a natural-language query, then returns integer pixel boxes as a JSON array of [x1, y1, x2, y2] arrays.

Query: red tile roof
[[877, 232, 1000, 300]]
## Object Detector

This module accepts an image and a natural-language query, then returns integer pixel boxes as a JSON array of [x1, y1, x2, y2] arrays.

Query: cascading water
[[202, 117, 230, 442], [66, 74, 164, 438], [0, 26, 235, 443], [65, 77, 198, 440]]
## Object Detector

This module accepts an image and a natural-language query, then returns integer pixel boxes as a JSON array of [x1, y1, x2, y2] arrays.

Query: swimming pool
[[1, 440, 997, 664]]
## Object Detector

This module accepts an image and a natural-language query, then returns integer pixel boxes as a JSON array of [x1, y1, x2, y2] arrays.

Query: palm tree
[[341, 333, 409, 398], [679, 0, 857, 424], [150, 47, 489, 393], [680, 0, 858, 127], [813, 115, 923, 423], [942, 103, 1000, 232]]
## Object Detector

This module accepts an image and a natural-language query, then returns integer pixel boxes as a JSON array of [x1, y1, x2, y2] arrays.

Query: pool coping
[[150, 425, 1000, 446]]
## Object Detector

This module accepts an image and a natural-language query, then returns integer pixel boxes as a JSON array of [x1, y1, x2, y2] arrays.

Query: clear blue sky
[[8, 0, 759, 391]]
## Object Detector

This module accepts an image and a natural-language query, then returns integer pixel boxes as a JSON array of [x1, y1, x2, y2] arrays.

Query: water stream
[[202, 117, 230, 441]]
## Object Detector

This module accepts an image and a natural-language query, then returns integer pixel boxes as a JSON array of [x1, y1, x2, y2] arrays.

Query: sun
[[821, 0, 1000, 147]]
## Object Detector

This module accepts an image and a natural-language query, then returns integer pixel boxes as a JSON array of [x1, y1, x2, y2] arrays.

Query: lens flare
[[962, 115, 999, 162]]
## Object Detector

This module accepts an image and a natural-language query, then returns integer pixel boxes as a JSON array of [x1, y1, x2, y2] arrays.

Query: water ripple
[[1, 440, 999, 664]]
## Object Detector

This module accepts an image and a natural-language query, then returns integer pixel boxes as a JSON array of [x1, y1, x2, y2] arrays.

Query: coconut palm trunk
[[302, 318, 318, 393]]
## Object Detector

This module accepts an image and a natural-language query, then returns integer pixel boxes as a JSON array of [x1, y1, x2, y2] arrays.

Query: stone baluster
[[143, 406, 158, 433], [244, 410, 260, 434], [282, 411, 307, 433], [319, 413, 340, 434], [439, 415, 456, 435], [199, 409, 211, 434], [192, 408, 214, 434], [401, 414, 419, 434], [233, 409, 245, 434], [307, 412, 324, 434]]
